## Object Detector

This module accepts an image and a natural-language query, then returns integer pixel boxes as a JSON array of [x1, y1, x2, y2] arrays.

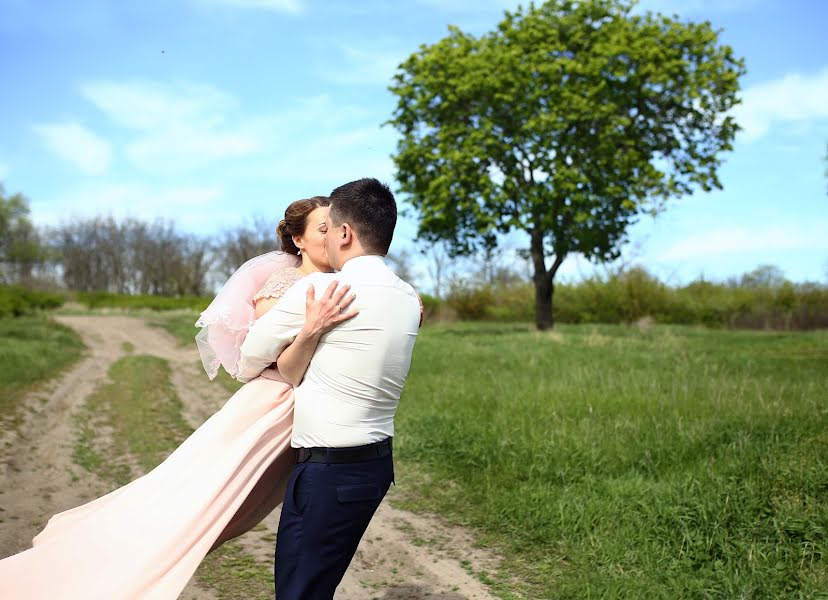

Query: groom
[[235, 178, 421, 599]]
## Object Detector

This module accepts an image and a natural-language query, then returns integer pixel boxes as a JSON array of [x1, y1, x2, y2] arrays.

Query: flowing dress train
[[0, 256, 306, 599], [0, 372, 295, 599]]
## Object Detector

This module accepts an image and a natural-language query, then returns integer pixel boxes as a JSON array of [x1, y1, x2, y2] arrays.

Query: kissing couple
[[0, 178, 423, 599]]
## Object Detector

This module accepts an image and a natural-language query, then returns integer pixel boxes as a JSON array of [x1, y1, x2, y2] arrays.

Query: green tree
[[0, 185, 46, 285], [388, 0, 744, 328], [739, 264, 786, 289]]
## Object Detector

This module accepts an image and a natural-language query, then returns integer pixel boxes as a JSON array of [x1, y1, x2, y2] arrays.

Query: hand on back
[[303, 280, 358, 338]]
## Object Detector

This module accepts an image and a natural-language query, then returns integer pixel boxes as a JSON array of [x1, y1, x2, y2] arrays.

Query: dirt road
[[0, 315, 499, 599]]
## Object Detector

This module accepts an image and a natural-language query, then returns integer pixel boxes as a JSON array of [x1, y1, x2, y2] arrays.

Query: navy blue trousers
[[274, 447, 394, 599]]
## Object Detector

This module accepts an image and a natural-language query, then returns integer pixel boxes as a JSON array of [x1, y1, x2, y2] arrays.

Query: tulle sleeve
[[194, 251, 301, 380]]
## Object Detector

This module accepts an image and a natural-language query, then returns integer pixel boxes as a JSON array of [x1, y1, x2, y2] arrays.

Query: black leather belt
[[295, 437, 392, 464]]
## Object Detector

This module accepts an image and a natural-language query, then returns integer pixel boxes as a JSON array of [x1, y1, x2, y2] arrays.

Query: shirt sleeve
[[235, 272, 335, 383], [235, 279, 306, 383]]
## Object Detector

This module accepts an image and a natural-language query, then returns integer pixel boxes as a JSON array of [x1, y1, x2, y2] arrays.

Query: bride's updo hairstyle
[[276, 196, 330, 255]]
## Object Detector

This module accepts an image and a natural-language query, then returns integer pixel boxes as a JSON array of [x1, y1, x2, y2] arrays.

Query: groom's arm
[[235, 277, 314, 383]]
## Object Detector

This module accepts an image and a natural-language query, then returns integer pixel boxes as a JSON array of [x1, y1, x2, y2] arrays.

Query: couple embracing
[[0, 178, 423, 599]]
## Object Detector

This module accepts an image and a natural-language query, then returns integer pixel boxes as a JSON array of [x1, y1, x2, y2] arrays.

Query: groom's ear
[[340, 222, 353, 244]]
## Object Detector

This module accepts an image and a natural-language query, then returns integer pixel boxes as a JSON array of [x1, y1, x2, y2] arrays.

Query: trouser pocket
[[336, 483, 381, 503], [284, 463, 310, 516]]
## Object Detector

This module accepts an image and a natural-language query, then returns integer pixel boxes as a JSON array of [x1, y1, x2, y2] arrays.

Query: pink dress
[[0, 266, 305, 600]]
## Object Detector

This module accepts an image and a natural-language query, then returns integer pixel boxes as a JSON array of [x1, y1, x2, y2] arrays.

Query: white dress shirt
[[236, 255, 421, 448]]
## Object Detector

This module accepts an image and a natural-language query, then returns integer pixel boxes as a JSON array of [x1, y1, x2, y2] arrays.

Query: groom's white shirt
[[236, 255, 421, 448]]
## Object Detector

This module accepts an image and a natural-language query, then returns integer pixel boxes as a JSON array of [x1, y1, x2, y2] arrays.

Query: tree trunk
[[534, 274, 554, 330], [530, 228, 552, 330], [530, 227, 565, 331]]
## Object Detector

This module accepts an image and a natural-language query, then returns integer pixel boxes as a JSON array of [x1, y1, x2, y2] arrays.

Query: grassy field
[[0, 316, 85, 431], [391, 323, 828, 599], [136, 315, 828, 598]]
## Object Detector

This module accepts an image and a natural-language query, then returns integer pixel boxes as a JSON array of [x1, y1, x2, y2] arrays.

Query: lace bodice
[[252, 267, 304, 305]]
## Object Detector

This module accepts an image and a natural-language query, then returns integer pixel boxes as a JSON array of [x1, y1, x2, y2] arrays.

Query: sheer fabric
[[195, 252, 300, 380], [0, 257, 306, 599]]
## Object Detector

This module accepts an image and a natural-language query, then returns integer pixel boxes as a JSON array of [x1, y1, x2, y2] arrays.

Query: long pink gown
[[0, 261, 304, 599]]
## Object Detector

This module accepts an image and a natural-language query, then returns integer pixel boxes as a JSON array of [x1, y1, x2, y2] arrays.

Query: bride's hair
[[276, 196, 330, 255]]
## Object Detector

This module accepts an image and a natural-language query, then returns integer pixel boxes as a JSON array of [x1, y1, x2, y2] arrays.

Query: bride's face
[[296, 206, 332, 272]]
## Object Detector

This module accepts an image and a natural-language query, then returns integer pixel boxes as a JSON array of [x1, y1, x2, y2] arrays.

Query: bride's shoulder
[[272, 265, 304, 279], [253, 267, 305, 304]]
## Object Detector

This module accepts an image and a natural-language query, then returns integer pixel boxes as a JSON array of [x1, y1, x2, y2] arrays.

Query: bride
[[0, 195, 357, 599]]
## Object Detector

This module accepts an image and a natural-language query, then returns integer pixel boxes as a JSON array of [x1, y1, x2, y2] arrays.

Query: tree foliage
[[0, 185, 46, 285], [388, 0, 745, 328]]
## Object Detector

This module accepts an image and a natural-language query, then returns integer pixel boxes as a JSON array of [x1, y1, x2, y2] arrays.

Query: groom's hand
[[302, 280, 358, 339]]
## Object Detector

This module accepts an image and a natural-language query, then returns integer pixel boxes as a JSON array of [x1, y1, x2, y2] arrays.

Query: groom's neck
[[338, 250, 381, 270]]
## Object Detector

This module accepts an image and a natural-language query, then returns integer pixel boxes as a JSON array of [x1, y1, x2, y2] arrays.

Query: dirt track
[[0, 315, 499, 599]]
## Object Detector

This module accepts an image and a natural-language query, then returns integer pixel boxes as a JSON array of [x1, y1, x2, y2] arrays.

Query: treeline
[[1, 185, 278, 296], [434, 265, 828, 330], [2, 185, 827, 329]]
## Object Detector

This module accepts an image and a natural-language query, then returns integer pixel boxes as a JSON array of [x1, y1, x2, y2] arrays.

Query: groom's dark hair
[[328, 178, 397, 255]]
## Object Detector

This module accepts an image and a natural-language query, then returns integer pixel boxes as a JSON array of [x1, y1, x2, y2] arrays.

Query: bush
[[76, 291, 211, 312], [486, 282, 534, 321], [446, 280, 494, 320], [419, 293, 439, 321], [432, 266, 828, 330], [553, 267, 672, 324], [0, 286, 65, 318]]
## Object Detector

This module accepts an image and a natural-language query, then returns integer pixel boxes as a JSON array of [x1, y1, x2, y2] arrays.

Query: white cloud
[[637, 0, 759, 15], [201, 0, 303, 13], [81, 80, 237, 130], [319, 44, 408, 86], [127, 128, 257, 172], [245, 93, 372, 133], [662, 224, 828, 261], [415, 0, 754, 17], [222, 93, 396, 184], [49, 81, 398, 217], [80, 80, 258, 172], [733, 67, 828, 142], [413, 0, 517, 11], [33, 122, 112, 175], [236, 123, 396, 186], [30, 182, 225, 231]]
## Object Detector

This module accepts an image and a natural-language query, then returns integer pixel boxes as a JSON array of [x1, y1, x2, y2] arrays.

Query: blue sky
[[1, 0, 827, 290]]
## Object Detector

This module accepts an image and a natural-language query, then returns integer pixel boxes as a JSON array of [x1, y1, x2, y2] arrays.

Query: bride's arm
[[238, 275, 355, 384], [275, 280, 357, 386]]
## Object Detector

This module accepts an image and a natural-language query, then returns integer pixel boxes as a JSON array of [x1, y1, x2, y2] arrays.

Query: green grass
[[146, 314, 828, 598], [150, 312, 244, 395], [392, 323, 828, 599], [73, 355, 193, 484], [149, 312, 202, 345], [72, 353, 273, 598], [75, 291, 210, 311], [0, 316, 85, 431], [197, 543, 274, 599]]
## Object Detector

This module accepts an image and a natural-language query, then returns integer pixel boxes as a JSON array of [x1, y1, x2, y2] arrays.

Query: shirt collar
[[339, 254, 386, 273]]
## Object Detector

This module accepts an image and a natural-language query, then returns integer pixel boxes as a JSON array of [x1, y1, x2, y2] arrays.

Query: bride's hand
[[302, 280, 357, 338]]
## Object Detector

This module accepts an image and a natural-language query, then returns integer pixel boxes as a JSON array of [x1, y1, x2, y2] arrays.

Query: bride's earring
[[297, 249, 301, 255]]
